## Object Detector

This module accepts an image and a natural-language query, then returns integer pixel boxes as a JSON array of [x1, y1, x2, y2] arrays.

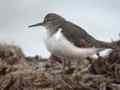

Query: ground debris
[[0, 43, 120, 90]]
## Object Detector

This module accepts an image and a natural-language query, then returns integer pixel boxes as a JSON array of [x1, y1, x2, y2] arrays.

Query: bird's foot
[[45, 55, 64, 72], [48, 55, 64, 64]]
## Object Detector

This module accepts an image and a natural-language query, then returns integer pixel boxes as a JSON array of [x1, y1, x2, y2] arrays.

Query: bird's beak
[[28, 22, 44, 28]]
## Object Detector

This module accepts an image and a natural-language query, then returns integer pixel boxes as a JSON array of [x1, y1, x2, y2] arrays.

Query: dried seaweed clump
[[0, 44, 25, 65], [0, 44, 51, 90], [88, 48, 120, 90]]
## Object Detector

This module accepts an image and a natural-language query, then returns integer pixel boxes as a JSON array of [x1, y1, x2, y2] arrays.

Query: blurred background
[[0, 0, 119, 57]]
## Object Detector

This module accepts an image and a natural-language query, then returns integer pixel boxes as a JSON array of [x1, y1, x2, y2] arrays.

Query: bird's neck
[[45, 25, 59, 37]]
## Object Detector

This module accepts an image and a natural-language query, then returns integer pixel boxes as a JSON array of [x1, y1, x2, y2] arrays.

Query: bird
[[28, 13, 113, 71], [28, 13, 118, 49]]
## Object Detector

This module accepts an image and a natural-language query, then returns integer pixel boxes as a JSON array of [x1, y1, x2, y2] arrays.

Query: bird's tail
[[95, 40, 120, 49]]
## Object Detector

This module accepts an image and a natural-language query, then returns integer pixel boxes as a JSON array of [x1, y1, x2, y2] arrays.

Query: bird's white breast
[[44, 28, 79, 58]]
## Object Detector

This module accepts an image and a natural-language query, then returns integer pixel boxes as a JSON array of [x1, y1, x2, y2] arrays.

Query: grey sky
[[0, 0, 120, 57]]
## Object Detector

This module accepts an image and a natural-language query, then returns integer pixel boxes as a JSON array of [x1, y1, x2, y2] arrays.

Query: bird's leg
[[48, 57, 66, 77], [62, 58, 69, 71], [48, 54, 64, 64], [66, 59, 72, 70], [62, 58, 66, 74], [73, 59, 81, 76]]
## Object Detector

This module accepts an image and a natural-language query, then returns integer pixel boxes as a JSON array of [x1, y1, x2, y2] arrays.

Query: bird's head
[[28, 13, 65, 30]]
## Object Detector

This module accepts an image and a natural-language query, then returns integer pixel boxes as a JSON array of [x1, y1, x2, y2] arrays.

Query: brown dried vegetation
[[0, 41, 119, 90]]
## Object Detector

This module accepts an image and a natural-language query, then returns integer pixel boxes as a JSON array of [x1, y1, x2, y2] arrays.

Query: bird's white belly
[[45, 37, 65, 56], [44, 29, 78, 57]]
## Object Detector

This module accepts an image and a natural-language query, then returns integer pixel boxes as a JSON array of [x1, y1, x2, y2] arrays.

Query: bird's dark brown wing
[[61, 21, 98, 48]]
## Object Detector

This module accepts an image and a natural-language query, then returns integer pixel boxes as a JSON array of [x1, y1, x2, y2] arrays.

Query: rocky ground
[[0, 42, 120, 90]]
